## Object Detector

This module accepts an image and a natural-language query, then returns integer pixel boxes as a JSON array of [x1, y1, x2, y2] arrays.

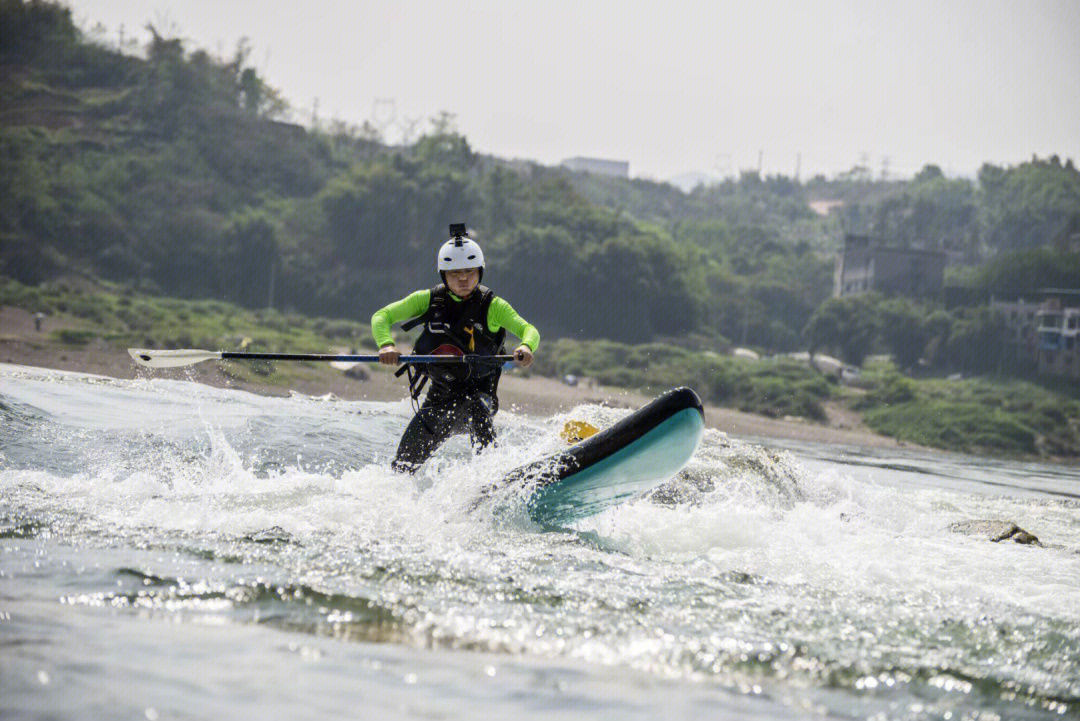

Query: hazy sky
[[68, 0, 1080, 181]]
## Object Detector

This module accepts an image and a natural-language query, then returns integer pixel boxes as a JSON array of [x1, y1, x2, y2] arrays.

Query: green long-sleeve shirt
[[371, 290, 540, 352]]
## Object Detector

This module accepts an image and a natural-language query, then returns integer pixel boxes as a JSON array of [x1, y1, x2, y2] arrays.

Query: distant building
[[991, 289, 1080, 379], [1034, 290, 1080, 379], [834, 234, 945, 299], [560, 157, 629, 178], [268, 120, 307, 140], [991, 297, 1042, 363], [808, 199, 845, 217]]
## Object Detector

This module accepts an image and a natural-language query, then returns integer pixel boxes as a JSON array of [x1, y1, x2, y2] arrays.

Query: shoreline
[[0, 352, 911, 452], [2, 305, 911, 453]]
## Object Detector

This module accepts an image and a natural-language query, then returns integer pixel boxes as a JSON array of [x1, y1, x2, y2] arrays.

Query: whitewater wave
[[3, 363, 1079, 719]]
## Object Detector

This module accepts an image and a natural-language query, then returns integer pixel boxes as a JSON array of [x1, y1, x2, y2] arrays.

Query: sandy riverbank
[[1, 306, 909, 450]]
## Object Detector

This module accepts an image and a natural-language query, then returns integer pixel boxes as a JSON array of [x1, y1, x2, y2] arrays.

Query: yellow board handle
[[560, 420, 600, 444]]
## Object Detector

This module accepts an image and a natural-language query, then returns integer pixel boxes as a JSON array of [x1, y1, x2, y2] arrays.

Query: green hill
[[1, 0, 1077, 356], [0, 0, 836, 349]]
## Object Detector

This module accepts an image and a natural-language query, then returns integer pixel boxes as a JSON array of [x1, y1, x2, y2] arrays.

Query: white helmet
[[437, 235, 485, 272]]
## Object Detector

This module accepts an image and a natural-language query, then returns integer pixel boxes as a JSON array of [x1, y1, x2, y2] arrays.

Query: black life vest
[[399, 284, 506, 388]]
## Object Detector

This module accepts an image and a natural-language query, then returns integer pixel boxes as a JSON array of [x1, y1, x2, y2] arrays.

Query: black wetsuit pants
[[391, 374, 500, 474]]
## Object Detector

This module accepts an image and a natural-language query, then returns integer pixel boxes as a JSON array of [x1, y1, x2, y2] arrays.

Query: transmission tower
[[370, 98, 396, 140], [398, 116, 423, 145], [714, 153, 732, 179]]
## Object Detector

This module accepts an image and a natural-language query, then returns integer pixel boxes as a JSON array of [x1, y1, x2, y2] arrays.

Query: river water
[[2, 363, 1078, 720]]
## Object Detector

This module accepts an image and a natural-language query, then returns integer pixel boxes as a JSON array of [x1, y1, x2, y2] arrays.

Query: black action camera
[[449, 223, 467, 239]]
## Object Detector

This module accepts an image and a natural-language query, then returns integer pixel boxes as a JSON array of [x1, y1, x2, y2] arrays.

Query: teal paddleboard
[[495, 387, 705, 526]]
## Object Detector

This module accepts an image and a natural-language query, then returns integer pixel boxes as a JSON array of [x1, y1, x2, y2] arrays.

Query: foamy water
[[2, 363, 1079, 720]]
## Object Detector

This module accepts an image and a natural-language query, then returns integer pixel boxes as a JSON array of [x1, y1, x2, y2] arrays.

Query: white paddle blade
[[128, 348, 222, 368]]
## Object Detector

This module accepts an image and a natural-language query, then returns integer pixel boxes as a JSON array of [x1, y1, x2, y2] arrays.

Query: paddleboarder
[[372, 224, 540, 473]]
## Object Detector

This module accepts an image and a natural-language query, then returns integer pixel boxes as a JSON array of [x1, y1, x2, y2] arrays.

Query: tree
[[803, 296, 879, 366], [971, 249, 1080, 301], [413, 112, 474, 172], [223, 210, 280, 307], [238, 68, 285, 117], [0, 0, 76, 64], [979, 156, 1080, 254], [913, 164, 944, 183], [942, 308, 1010, 374], [867, 172, 979, 254], [877, 297, 931, 371], [920, 309, 954, 368]]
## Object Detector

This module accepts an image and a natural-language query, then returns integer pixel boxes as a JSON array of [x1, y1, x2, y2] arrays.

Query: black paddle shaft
[[218, 351, 515, 364]]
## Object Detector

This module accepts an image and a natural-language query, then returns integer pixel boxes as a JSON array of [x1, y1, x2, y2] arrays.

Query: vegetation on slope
[[3, 1, 1079, 458]]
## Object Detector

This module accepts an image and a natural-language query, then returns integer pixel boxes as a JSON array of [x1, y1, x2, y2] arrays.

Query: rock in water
[[948, 520, 1041, 546], [246, 526, 294, 544]]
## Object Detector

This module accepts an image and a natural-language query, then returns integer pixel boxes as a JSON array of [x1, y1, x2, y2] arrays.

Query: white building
[[1035, 291, 1080, 379], [991, 297, 1041, 361], [560, 157, 630, 178], [991, 289, 1080, 380]]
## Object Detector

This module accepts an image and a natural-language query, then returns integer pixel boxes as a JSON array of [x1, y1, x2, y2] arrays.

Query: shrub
[[867, 371, 917, 405], [53, 328, 96, 345], [864, 401, 1037, 455], [532, 337, 831, 420]]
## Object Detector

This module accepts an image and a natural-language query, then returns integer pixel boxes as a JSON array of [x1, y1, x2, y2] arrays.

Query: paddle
[[131, 347, 596, 444], [128, 348, 515, 369]]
